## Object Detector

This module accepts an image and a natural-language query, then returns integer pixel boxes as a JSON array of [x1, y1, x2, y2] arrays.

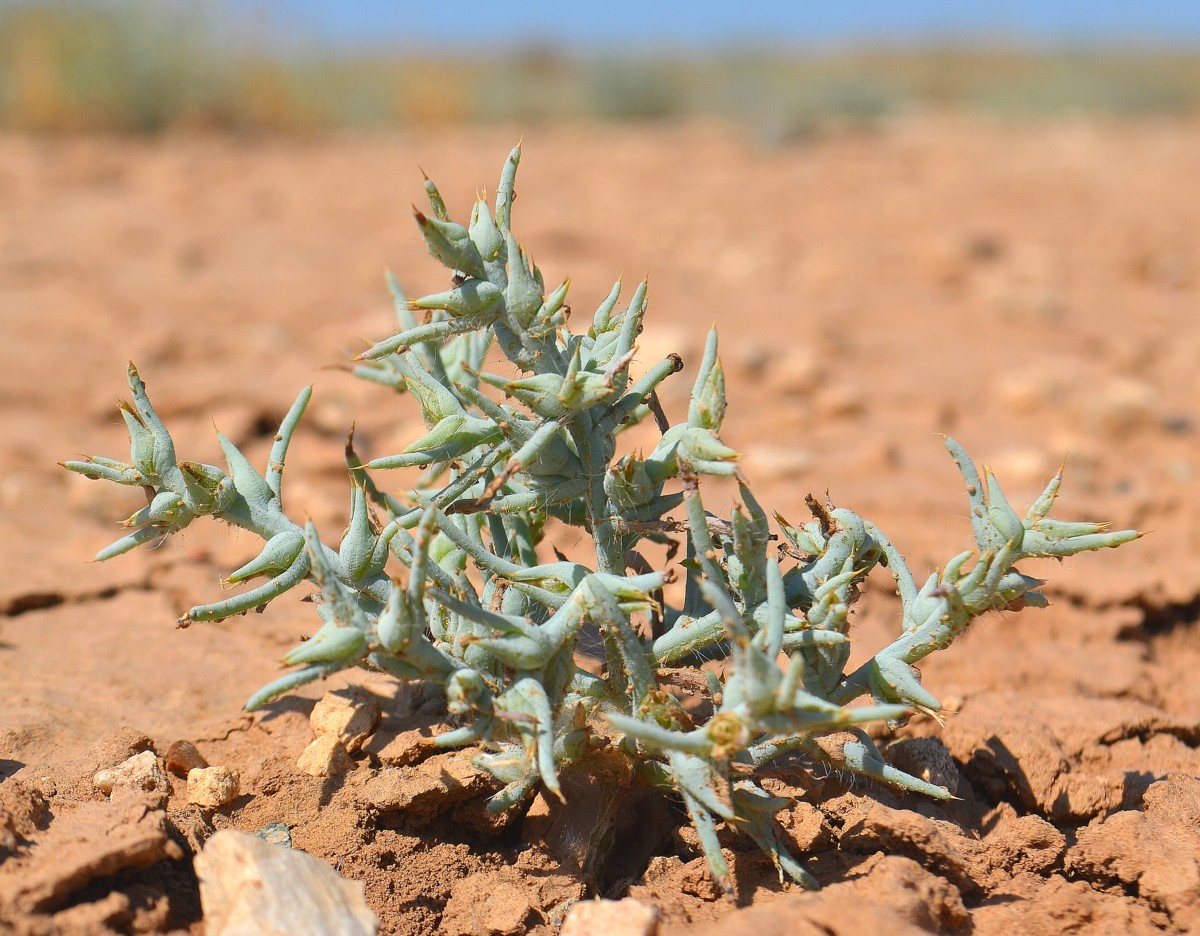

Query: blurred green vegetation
[[4, 2, 1200, 136]]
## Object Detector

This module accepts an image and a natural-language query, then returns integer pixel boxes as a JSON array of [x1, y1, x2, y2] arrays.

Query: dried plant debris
[[63, 148, 1138, 893]]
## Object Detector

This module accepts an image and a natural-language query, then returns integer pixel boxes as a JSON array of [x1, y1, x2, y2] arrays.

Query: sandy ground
[[1, 118, 1199, 934]]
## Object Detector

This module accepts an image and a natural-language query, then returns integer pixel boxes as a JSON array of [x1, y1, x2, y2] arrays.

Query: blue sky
[[265, 1, 1200, 50]]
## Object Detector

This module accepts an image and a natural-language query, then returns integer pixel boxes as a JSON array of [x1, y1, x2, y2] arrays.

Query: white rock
[[994, 369, 1064, 413], [769, 347, 824, 397], [196, 829, 377, 936], [93, 750, 169, 795], [814, 384, 866, 419], [989, 448, 1056, 490], [296, 734, 354, 777], [561, 898, 659, 936], [1090, 376, 1158, 435], [310, 687, 381, 753], [187, 766, 241, 808], [743, 445, 812, 482]]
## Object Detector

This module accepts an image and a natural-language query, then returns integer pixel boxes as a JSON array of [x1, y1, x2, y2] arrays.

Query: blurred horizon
[[270, 0, 1200, 52], [5, 1, 1200, 134]]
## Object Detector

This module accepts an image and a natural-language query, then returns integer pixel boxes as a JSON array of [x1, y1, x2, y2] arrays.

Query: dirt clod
[[1066, 773, 1200, 927], [836, 799, 982, 894], [832, 854, 970, 933], [0, 791, 181, 915], [941, 692, 1199, 822], [0, 781, 47, 856], [440, 869, 535, 936], [691, 889, 931, 936], [358, 753, 490, 822], [89, 728, 156, 773]]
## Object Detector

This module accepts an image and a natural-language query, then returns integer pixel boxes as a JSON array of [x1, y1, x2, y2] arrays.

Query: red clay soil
[[1, 119, 1199, 934]]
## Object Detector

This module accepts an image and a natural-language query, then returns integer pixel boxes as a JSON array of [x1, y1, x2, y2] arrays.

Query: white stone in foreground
[[195, 829, 378, 936], [561, 898, 659, 936]]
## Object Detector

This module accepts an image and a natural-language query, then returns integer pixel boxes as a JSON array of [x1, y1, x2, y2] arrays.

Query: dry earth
[[1, 118, 1199, 934]]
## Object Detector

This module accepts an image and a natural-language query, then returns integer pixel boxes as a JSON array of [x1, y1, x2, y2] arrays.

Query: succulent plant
[[64, 146, 1138, 894]]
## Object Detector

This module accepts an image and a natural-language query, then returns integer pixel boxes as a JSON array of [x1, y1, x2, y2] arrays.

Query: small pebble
[[90, 727, 154, 771], [742, 444, 812, 481], [1090, 376, 1158, 435], [165, 740, 209, 777], [93, 750, 170, 795], [253, 822, 292, 848], [769, 347, 824, 397], [187, 766, 241, 808], [814, 383, 866, 419], [296, 735, 354, 777]]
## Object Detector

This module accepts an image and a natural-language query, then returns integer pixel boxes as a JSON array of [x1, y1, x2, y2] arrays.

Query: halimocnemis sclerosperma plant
[[63, 147, 1139, 894]]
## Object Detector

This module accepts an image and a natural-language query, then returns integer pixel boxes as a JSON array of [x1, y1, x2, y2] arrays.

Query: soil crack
[[1, 584, 138, 618], [1116, 592, 1200, 639]]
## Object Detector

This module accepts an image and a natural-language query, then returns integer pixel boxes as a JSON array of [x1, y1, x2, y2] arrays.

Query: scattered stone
[[993, 368, 1064, 413], [987, 447, 1056, 490], [164, 739, 209, 777], [440, 870, 533, 936], [561, 898, 658, 936], [742, 445, 812, 481], [1089, 376, 1158, 436], [769, 347, 824, 397], [0, 792, 180, 914], [886, 737, 961, 796], [310, 687, 382, 753], [92, 750, 169, 796], [253, 822, 292, 848], [814, 384, 865, 420], [187, 766, 241, 808], [195, 829, 377, 936], [677, 856, 722, 901], [296, 735, 355, 778]]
